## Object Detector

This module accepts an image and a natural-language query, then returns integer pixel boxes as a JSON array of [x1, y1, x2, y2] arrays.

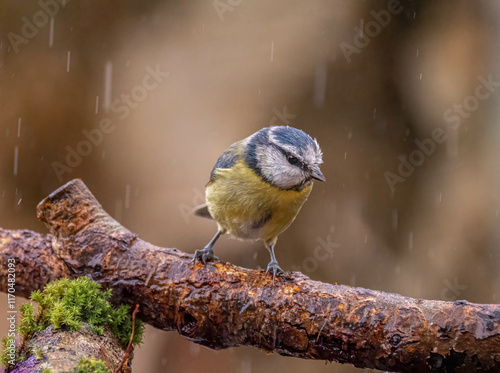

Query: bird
[[192, 125, 325, 279]]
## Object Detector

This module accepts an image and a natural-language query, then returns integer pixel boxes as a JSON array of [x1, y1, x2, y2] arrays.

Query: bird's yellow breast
[[206, 160, 312, 243]]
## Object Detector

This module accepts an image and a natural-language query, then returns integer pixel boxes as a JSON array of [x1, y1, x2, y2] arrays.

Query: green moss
[[71, 357, 110, 373], [0, 336, 19, 369], [19, 277, 144, 346], [41, 366, 53, 373], [1, 277, 144, 371]]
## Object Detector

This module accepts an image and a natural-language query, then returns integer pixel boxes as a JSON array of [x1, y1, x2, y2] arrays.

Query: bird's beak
[[310, 166, 326, 182]]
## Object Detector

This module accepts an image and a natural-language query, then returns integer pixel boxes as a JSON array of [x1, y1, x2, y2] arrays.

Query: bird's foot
[[192, 246, 219, 264], [266, 260, 285, 283]]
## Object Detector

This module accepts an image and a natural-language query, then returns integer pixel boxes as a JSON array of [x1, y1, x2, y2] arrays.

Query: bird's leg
[[265, 241, 284, 282], [192, 229, 224, 264]]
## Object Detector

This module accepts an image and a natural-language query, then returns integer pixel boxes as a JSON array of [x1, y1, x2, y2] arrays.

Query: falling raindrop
[[13, 146, 19, 176], [103, 61, 113, 112], [17, 118, 21, 137], [392, 209, 398, 231], [446, 127, 458, 158], [241, 358, 252, 373], [252, 252, 258, 260], [416, 48, 419, 58], [270, 40, 274, 62], [66, 51, 71, 72], [344, 152, 347, 160], [419, 73, 422, 80], [49, 18, 54, 47], [313, 62, 327, 108], [373, 107, 377, 119], [125, 184, 131, 209], [145, 268, 155, 286], [364, 235, 368, 244], [17, 198, 22, 205], [272, 325, 277, 348], [95, 96, 99, 114]]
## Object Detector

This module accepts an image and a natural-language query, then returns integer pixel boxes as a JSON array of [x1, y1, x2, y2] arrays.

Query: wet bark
[[9, 325, 126, 373], [1, 179, 499, 372]]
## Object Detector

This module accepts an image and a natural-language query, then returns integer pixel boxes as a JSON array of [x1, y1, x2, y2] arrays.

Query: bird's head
[[245, 126, 325, 191]]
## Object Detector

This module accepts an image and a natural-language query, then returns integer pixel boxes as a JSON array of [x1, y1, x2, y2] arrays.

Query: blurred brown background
[[1, 1, 499, 372]]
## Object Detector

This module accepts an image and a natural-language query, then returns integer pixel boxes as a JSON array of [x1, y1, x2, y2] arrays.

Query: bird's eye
[[287, 155, 299, 165]]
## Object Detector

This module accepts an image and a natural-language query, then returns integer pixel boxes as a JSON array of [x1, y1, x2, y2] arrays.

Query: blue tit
[[192, 125, 325, 279]]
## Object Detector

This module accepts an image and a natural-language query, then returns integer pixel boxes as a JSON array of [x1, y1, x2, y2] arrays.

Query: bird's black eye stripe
[[287, 155, 299, 165], [287, 154, 307, 170], [269, 143, 303, 168]]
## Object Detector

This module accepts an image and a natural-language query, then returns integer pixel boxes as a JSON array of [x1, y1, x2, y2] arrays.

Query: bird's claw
[[192, 247, 219, 264], [266, 261, 284, 283]]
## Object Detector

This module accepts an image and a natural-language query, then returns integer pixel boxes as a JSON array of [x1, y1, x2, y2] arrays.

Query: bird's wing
[[209, 142, 240, 182], [193, 203, 213, 219]]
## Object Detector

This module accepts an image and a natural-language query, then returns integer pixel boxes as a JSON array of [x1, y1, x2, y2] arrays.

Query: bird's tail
[[193, 203, 213, 219]]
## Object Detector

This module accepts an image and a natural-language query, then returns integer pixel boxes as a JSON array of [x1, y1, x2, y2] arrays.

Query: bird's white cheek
[[272, 169, 304, 189]]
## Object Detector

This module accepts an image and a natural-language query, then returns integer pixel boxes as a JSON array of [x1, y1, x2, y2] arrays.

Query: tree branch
[[1, 179, 499, 372], [11, 325, 125, 373]]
